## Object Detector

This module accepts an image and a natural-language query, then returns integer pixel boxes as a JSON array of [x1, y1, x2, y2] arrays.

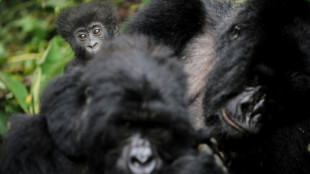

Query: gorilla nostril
[[93, 42, 98, 48], [131, 155, 154, 165], [240, 102, 250, 114], [128, 150, 157, 174]]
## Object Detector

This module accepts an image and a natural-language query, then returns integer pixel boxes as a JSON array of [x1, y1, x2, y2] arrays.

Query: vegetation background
[[0, 0, 151, 136]]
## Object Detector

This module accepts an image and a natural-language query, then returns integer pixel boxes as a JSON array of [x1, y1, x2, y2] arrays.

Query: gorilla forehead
[[83, 35, 188, 104], [56, 1, 117, 39]]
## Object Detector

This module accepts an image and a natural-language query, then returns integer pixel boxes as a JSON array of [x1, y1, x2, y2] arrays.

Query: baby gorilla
[[0, 35, 227, 174], [56, 1, 119, 72]]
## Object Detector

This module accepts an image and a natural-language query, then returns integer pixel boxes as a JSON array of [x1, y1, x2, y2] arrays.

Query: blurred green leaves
[[1, 36, 73, 114], [0, 72, 29, 113]]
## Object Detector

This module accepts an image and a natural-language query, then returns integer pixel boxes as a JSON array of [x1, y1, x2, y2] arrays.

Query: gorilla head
[[203, 0, 310, 138], [76, 35, 195, 174], [56, 1, 118, 60], [200, 1, 310, 174]]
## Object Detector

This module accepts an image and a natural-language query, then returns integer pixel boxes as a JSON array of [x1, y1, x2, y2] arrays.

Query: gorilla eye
[[94, 29, 101, 35], [79, 34, 87, 40]]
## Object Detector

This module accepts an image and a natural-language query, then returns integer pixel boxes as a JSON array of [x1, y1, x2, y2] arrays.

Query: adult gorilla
[[126, 0, 310, 173], [201, 0, 310, 174], [0, 35, 227, 174]]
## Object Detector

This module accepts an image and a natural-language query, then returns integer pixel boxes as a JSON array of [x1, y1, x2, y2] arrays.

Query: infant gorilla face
[[74, 22, 107, 57]]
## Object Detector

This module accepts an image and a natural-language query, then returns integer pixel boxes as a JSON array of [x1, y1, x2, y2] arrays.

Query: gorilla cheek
[[117, 134, 162, 174]]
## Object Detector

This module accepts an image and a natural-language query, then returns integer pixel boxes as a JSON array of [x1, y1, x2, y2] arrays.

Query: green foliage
[[0, 36, 73, 115], [0, 0, 76, 134], [142, 0, 152, 3], [0, 72, 29, 113]]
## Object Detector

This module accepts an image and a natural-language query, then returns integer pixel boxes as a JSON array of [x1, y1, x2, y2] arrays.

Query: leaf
[[11, 15, 37, 34], [7, 53, 41, 63], [142, 0, 152, 3], [0, 72, 29, 113], [38, 36, 73, 92], [30, 68, 42, 114], [0, 112, 8, 135], [46, 0, 70, 9]]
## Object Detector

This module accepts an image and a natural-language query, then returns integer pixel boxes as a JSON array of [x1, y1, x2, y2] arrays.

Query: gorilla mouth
[[221, 108, 247, 133], [128, 156, 158, 174], [220, 86, 267, 134]]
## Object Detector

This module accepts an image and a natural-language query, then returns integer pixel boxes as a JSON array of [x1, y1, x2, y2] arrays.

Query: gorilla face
[[74, 22, 108, 58], [81, 94, 196, 174], [56, 1, 118, 59], [103, 111, 194, 174], [204, 0, 310, 137]]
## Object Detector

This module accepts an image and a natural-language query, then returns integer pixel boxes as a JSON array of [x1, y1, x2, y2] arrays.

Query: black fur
[[125, 0, 207, 56], [0, 114, 85, 174], [56, 1, 118, 72], [125, 0, 235, 127], [202, 0, 310, 173]]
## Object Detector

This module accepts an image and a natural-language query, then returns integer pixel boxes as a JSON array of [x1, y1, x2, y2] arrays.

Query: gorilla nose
[[87, 42, 98, 49], [128, 147, 157, 174], [130, 153, 155, 166]]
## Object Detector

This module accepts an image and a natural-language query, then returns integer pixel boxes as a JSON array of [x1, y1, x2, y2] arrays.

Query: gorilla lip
[[221, 108, 247, 133]]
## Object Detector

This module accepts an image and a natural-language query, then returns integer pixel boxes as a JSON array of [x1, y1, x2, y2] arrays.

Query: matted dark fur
[[125, 0, 233, 57], [125, 0, 235, 127]]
